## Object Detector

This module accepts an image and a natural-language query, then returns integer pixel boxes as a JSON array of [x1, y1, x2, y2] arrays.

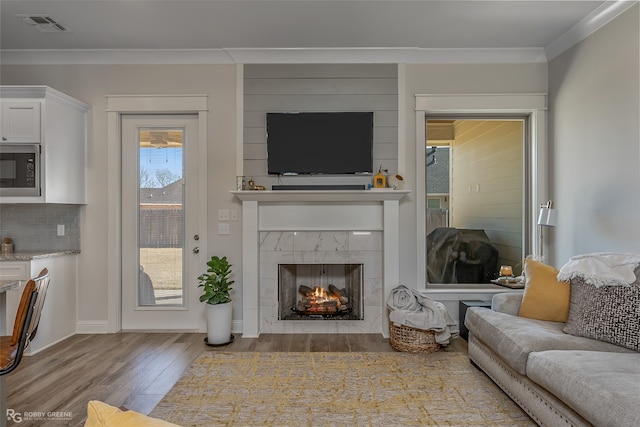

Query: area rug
[[150, 351, 534, 426]]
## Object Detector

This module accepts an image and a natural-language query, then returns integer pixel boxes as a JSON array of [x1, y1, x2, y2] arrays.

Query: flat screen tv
[[266, 112, 373, 175]]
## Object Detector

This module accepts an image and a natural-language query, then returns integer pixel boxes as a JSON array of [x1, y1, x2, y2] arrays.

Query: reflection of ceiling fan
[[149, 132, 169, 148], [141, 130, 182, 148]]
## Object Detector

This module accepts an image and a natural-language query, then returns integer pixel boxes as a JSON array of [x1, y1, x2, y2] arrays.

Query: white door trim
[[414, 93, 547, 289], [106, 94, 208, 333]]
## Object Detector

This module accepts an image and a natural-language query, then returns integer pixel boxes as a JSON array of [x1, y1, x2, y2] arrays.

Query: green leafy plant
[[198, 256, 234, 305]]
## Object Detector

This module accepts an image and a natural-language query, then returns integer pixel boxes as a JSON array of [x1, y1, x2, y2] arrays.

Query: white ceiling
[[1, 1, 636, 64]]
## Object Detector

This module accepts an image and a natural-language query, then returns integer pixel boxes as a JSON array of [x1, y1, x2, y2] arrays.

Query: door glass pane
[[138, 128, 184, 306]]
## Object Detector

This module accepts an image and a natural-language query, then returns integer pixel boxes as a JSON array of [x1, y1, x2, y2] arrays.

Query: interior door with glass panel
[[121, 115, 202, 330]]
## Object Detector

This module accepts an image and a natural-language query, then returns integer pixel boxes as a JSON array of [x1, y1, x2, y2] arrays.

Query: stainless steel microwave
[[0, 144, 41, 197]]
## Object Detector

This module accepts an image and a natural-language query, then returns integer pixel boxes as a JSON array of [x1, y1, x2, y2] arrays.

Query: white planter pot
[[206, 301, 233, 345]]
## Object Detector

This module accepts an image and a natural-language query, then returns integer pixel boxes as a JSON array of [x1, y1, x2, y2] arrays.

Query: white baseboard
[[25, 332, 76, 356], [76, 320, 110, 334], [232, 320, 243, 335]]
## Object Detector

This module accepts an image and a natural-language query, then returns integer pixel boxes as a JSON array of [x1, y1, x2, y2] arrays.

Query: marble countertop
[[0, 250, 80, 262], [0, 280, 20, 291]]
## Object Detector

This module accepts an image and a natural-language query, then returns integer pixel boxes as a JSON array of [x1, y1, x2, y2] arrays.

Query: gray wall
[[0, 64, 239, 324], [548, 4, 640, 266], [243, 64, 398, 188]]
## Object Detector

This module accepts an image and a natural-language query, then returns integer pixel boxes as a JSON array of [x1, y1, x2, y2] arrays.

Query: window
[[414, 93, 546, 288], [427, 198, 441, 209], [426, 118, 526, 284]]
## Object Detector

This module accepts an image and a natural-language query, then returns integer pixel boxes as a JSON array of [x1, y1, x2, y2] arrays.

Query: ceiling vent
[[17, 15, 71, 32]]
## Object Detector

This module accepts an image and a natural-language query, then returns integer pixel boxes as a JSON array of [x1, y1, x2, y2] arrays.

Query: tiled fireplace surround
[[234, 190, 409, 337], [261, 231, 378, 332]]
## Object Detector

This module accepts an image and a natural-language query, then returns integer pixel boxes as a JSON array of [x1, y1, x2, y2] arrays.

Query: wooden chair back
[[1, 268, 50, 376], [24, 268, 50, 342]]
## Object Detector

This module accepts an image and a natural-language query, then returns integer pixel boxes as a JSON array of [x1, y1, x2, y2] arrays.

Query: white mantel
[[232, 189, 409, 203], [233, 189, 410, 337]]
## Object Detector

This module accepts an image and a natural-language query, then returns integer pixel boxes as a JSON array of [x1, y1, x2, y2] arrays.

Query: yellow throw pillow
[[85, 400, 180, 427], [518, 258, 570, 322]]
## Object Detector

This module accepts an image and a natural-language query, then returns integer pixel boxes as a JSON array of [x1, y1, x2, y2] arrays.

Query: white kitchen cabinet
[[1, 102, 41, 143], [1, 253, 78, 355], [0, 86, 89, 204]]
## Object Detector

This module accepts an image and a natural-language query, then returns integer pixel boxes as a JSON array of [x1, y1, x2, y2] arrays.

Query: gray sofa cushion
[[491, 292, 523, 316], [527, 350, 640, 427], [465, 307, 633, 375]]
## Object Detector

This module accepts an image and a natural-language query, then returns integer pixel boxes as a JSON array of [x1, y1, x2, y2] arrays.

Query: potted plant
[[198, 255, 234, 345]]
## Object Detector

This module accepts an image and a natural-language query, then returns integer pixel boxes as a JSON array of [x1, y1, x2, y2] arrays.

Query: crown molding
[[0, 47, 547, 66], [223, 47, 547, 64], [545, 0, 638, 61], [0, 49, 235, 65]]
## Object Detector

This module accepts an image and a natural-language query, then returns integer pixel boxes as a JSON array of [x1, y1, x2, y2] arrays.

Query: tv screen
[[266, 112, 373, 175]]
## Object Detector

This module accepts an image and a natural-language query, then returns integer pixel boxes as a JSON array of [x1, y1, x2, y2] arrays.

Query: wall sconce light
[[537, 200, 557, 259]]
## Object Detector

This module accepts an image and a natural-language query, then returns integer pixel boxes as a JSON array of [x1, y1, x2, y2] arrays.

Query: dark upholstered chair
[[0, 268, 50, 376]]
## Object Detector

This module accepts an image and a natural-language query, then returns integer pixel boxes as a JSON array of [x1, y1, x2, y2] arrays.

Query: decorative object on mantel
[[373, 164, 388, 188], [1, 237, 13, 255], [244, 177, 266, 191], [236, 176, 245, 191], [387, 174, 405, 190], [198, 255, 234, 346]]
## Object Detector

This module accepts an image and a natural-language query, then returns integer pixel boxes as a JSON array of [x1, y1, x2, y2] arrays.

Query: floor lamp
[[537, 200, 557, 260]]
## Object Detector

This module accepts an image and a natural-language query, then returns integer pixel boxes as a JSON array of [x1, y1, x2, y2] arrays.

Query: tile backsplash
[[0, 204, 81, 251]]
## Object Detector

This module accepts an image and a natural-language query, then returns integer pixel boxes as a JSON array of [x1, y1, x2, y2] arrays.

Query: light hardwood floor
[[7, 333, 467, 426]]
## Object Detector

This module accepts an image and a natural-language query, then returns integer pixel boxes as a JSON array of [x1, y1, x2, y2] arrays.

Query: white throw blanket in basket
[[387, 285, 459, 345]]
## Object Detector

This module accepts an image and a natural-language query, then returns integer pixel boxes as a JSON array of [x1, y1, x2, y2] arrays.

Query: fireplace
[[233, 189, 409, 337], [278, 264, 363, 320]]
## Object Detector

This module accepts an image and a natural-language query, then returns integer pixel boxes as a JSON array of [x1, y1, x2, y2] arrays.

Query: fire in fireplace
[[278, 264, 363, 320], [296, 284, 350, 315]]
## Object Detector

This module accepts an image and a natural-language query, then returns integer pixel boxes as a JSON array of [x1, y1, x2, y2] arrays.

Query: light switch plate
[[218, 223, 230, 235], [218, 209, 230, 221]]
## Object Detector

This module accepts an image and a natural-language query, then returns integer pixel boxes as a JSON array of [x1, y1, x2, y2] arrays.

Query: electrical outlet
[[218, 209, 230, 221], [57, 224, 65, 236], [218, 223, 230, 235]]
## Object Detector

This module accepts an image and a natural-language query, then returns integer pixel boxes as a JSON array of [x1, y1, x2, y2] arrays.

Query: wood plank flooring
[[6, 333, 467, 426]]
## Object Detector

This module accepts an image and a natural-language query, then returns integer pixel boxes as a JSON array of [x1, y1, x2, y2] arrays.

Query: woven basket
[[387, 309, 440, 354]]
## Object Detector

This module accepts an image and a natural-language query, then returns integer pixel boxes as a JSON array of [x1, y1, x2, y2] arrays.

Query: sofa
[[464, 254, 640, 427]]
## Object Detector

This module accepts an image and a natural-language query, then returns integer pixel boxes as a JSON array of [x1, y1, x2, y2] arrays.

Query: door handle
[[193, 247, 200, 254]]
